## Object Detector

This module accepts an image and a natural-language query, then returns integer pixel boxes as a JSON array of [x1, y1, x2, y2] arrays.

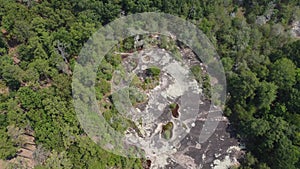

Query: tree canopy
[[0, 0, 299, 168]]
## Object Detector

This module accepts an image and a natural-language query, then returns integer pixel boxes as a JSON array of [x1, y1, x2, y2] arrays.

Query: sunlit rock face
[[291, 21, 300, 38], [112, 47, 242, 168]]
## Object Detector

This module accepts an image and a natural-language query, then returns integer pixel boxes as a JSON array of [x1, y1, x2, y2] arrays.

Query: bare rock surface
[[113, 46, 243, 168]]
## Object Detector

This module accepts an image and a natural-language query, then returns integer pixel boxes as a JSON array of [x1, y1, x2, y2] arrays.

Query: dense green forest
[[0, 0, 299, 168]]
